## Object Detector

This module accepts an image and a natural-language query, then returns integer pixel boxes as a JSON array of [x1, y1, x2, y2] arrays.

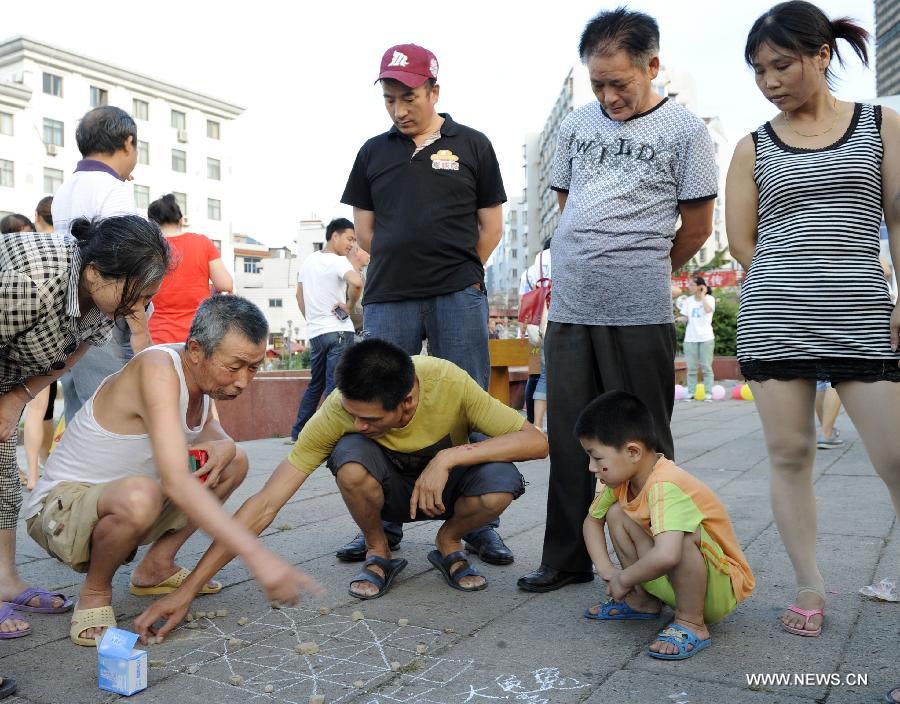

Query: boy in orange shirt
[[578, 391, 754, 660]]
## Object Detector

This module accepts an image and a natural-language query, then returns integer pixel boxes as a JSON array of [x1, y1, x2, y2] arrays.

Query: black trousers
[[541, 322, 676, 573]]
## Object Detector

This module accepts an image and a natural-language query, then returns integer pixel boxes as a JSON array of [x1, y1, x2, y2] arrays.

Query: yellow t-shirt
[[589, 457, 755, 603], [287, 356, 526, 475]]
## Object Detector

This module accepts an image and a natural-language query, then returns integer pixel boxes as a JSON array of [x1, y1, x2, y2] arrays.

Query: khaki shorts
[[26, 481, 188, 573]]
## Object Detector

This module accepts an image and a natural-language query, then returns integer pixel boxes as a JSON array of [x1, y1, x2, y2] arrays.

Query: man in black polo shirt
[[339, 43, 511, 567]]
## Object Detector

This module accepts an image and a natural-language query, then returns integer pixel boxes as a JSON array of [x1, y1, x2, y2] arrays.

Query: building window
[[42, 72, 62, 97], [170, 109, 186, 130], [89, 86, 108, 107], [207, 198, 221, 221], [43, 118, 64, 146], [207, 157, 221, 180], [207, 119, 220, 139], [133, 98, 149, 120], [171, 149, 186, 172], [0, 159, 13, 187], [313, 242, 324, 251], [269, 299, 283, 308], [0, 112, 12, 136], [134, 184, 150, 210], [173, 192, 187, 216], [244, 257, 261, 273], [137, 140, 149, 165], [43, 167, 63, 194]]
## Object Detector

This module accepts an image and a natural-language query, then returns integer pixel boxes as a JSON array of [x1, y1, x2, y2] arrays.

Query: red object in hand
[[188, 449, 209, 483]]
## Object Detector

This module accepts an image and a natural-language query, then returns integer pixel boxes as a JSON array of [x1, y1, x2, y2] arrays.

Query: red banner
[[672, 269, 743, 289]]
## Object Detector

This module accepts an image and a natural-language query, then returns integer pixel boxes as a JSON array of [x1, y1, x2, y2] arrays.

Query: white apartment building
[[490, 196, 529, 301], [296, 218, 327, 267], [232, 233, 307, 346], [0, 36, 242, 266]]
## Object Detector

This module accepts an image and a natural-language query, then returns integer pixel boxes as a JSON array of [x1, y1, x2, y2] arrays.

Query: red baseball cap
[[376, 44, 439, 88]]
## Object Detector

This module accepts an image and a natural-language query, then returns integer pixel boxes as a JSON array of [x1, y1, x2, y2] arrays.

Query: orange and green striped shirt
[[589, 457, 754, 603]]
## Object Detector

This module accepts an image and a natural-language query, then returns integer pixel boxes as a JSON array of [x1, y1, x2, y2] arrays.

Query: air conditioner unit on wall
[[177, 130, 189, 143], [45, 143, 59, 156]]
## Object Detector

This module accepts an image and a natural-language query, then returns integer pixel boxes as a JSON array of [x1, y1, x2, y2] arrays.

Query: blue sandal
[[427, 550, 487, 592], [647, 623, 711, 660], [348, 556, 408, 600], [584, 597, 660, 620]]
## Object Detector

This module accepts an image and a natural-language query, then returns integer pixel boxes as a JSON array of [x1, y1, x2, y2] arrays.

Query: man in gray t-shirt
[[518, 8, 717, 594]]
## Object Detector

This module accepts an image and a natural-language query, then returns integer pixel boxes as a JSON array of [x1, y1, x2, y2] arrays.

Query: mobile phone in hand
[[333, 306, 349, 320]]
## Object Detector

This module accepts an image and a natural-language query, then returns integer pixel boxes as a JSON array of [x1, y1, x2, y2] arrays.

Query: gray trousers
[[541, 322, 676, 573], [62, 336, 131, 423]]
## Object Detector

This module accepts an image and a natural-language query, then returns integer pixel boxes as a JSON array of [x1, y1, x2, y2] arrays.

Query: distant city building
[[490, 196, 529, 300], [876, 0, 900, 96], [0, 36, 242, 269], [693, 116, 730, 270], [233, 233, 306, 345], [296, 218, 327, 267]]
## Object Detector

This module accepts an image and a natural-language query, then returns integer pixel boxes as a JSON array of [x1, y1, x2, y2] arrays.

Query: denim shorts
[[327, 433, 525, 524]]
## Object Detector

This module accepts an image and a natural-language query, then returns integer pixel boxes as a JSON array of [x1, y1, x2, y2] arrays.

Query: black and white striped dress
[[738, 103, 900, 383]]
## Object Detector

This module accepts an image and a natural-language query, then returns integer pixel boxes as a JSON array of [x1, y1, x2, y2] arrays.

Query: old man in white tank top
[[23, 296, 319, 646]]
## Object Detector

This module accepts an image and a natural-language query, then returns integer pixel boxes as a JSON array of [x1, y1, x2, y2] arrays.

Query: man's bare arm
[[344, 270, 363, 311], [295, 283, 305, 318], [353, 208, 375, 254], [475, 204, 503, 264], [670, 199, 715, 271]]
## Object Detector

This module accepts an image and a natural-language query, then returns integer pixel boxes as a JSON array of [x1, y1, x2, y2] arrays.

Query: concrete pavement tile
[[815, 475, 897, 538], [582, 669, 815, 704]]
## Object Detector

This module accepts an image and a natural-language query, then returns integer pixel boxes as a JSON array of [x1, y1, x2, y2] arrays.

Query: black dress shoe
[[335, 531, 402, 562], [464, 528, 515, 565], [516, 565, 594, 592]]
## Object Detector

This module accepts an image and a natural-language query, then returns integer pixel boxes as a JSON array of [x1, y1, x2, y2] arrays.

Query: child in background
[[578, 391, 754, 660]]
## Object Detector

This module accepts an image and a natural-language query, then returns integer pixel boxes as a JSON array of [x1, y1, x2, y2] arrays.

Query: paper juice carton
[[98, 628, 148, 696]]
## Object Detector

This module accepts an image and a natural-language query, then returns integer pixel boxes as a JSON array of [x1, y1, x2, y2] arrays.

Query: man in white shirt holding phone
[[290, 218, 363, 441]]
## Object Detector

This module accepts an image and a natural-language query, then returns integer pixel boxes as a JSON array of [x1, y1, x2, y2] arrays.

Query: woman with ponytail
[[147, 194, 233, 343], [0, 214, 169, 639], [727, 0, 900, 645]]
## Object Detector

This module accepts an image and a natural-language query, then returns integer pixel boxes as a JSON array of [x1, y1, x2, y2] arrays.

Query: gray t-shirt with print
[[549, 98, 717, 326]]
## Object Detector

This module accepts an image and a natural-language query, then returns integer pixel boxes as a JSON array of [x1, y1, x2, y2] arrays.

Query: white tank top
[[23, 344, 210, 519]]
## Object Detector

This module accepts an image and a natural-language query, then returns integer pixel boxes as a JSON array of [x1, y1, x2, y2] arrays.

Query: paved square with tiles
[[4, 399, 897, 703]]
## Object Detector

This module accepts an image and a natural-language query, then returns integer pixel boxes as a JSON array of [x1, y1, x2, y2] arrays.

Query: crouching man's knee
[[335, 462, 380, 494], [115, 476, 165, 531], [226, 446, 250, 484], [476, 491, 513, 517]]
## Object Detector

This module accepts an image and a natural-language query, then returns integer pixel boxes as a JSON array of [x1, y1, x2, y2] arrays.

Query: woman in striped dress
[[726, 0, 900, 642]]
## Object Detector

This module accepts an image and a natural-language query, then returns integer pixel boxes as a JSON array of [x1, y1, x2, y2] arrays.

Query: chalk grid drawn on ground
[[148, 607, 591, 703]]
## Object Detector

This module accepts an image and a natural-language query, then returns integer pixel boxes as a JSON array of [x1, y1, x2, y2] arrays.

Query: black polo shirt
[[341, 113, 506, 304]]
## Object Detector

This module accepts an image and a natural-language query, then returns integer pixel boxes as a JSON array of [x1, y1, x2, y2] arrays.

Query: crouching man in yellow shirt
[[136, 339, 548, 641]]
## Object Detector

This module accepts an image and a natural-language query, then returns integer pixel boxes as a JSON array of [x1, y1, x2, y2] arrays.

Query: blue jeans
[[363, 285, 498, 541], [291, 331, 354, 440], [363, 284, 490, 390], [683, 339, 714, 395]]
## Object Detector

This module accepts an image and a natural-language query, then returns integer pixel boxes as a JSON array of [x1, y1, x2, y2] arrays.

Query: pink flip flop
[[0, 604, 31, 639], [8, 587, 74, 614], [781, 605, 824, 637]]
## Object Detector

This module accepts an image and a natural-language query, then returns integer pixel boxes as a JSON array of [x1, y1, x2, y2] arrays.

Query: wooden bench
[[488, 339, 531, 406]]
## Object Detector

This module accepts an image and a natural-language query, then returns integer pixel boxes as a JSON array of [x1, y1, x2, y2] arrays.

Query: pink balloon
[[711, 384, 726, 400], [674, 384, 687, 400], [731, 385, 743, 400]]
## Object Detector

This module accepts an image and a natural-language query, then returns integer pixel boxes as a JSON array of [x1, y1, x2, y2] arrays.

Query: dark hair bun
[[69, 217, 94, 241]]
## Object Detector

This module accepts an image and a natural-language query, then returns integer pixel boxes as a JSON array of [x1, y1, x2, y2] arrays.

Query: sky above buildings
[[5, 0, 876, 248]]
